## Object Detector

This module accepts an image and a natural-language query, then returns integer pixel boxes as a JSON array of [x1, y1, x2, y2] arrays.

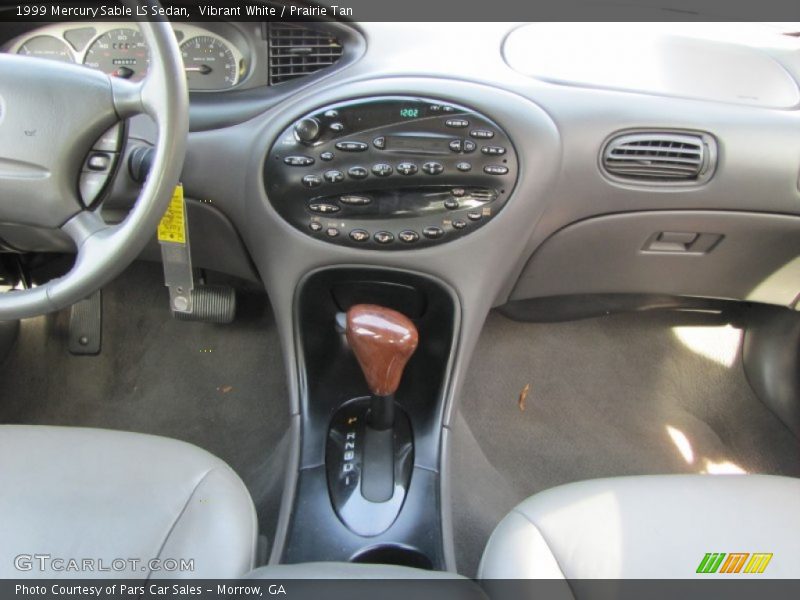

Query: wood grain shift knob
[[346, 304, 419, 397]]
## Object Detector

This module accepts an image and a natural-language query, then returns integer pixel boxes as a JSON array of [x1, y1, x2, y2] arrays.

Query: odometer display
[[84, 28, 149, 81]]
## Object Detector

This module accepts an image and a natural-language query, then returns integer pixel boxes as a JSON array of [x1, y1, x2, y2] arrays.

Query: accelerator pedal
[[68, 290, 102, 355], [172, 285, 236, 324]]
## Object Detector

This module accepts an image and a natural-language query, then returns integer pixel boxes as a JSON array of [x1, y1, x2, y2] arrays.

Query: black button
[[373, 136, 386, 149], [444, 199, 459, 210], [398, 230, 420, 243], [302, 174, 322, 187], [330, 122, 345, 133], [284, 155, 315, 166], [397, 162, 418, 176], [372, 163, 393, 177], [482, 146, 506, 156], [348, 166, 368, 179], [423, 162, 444, 175], [446, 119, 469, 128], [324, 170, 344, 183], [320, 151, 334, 161], [340, 195, 372, 206], [430, 105, 442, 112], [449, 139, 463, 152], [349, 229, 370, 243], [452, 219, 467, 230], [451, 188, 466, 197], [309, 203, 340, 214], [374, 231, 395, 244], [442, 105, 456, 113], [336, 141, 368, 152], [470, 129, 495, 139], [484, 165, 509, 175], [325, 227, 340, 238], [423, 226, 445, 239], [467, 211, 482, 221], [324, 109, 339, 118], [309, 221, 323, 232], [456, 162, 472, 172], [463, 140, 477, 153]]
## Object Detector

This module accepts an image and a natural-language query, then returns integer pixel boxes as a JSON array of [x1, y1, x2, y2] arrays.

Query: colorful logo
[[696, 553, 773, 574]]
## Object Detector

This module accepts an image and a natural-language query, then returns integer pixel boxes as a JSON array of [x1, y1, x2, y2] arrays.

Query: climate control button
[[398, 230, 420, 243], [336, 141, 368, 152], [284, 156, 315, 166], [324, 170, 345, 183], [423, 226, 445, 239], [302, 174, 322, 188], [372, 163, 393, 177], [373, 231, 395, 244], [397, 162, 418, 176], [349, 229, 370, 243], [422, 162, 444, 175], [348, 166, 368, 179], [482, 146, 506, 156], [309, 203, 340, 214], [340, 195, 372, 206]]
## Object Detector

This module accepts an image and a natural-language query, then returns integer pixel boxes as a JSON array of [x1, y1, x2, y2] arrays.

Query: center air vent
[[268, 23, 344, 85], [601, 131, 717, 185]]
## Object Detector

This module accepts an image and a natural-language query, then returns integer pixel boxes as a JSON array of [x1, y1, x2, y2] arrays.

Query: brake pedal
[[172, 285, 236, 324], [68, 290, 102, 355]]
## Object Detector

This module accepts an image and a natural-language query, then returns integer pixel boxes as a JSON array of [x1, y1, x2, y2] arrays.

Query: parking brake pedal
[[69, 290, 102, 355], [158, 185, 236, 324]]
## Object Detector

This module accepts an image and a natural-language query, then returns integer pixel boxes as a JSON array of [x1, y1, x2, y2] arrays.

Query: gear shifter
[[345, 304, 419, 431]]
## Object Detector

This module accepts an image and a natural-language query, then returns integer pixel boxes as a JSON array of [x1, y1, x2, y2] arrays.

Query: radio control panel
[[264, 96, 518, 249]]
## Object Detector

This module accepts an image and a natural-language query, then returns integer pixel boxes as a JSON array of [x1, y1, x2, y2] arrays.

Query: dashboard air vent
[[602, 132, 716, 184], [268, 23, 344, 85]]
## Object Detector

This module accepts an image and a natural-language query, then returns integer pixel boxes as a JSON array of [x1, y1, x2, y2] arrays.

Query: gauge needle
[[185, 65, 213, 75]]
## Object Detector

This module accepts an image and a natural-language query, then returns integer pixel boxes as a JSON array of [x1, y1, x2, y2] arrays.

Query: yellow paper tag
[[157, 184, 186, 244]]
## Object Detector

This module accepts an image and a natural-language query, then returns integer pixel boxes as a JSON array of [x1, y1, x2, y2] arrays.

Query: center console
[[284, 267, 458, 569], [264, 96, 518, 249]]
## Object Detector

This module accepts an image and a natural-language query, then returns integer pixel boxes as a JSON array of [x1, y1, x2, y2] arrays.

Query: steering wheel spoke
[[61, 211, 114, 251], [110, 77, 146, 119]]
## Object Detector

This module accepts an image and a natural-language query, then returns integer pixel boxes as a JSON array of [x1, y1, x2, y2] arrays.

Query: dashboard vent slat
[[602, 132, 716, 184], [268, 23, 344, 85]]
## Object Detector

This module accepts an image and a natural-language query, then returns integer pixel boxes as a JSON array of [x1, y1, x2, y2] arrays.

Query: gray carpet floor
[[451, 309, 800, 576], [0, 261, 289, 550]]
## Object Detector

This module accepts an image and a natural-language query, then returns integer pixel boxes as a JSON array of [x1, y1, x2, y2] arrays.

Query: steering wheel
[[0, 18, 188, 320]]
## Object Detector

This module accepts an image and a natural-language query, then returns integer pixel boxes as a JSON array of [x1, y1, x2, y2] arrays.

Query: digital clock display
[[400, 108, 420, 119]]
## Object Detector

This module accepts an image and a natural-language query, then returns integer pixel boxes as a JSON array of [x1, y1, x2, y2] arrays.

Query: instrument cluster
[[6, 22, 247, 91]]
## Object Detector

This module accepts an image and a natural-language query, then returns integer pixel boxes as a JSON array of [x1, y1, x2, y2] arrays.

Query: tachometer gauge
[[180, 36, 240, 91], [17, 36, 74, 63], [84, 28, 149, 81]]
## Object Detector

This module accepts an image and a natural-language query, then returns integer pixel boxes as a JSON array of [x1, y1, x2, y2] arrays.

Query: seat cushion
[[479, 474, 800, 579], [0, 425, 257, 578]]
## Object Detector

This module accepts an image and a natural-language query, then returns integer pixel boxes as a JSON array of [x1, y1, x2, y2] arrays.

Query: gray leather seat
[[0, 425, 257, 578], [480, 474, 800, 579]]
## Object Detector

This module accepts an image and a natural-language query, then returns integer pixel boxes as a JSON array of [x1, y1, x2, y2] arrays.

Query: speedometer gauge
[[181, 36, 240, 91], [17, 36, 73, 63], [84, 28, 149, 81]]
